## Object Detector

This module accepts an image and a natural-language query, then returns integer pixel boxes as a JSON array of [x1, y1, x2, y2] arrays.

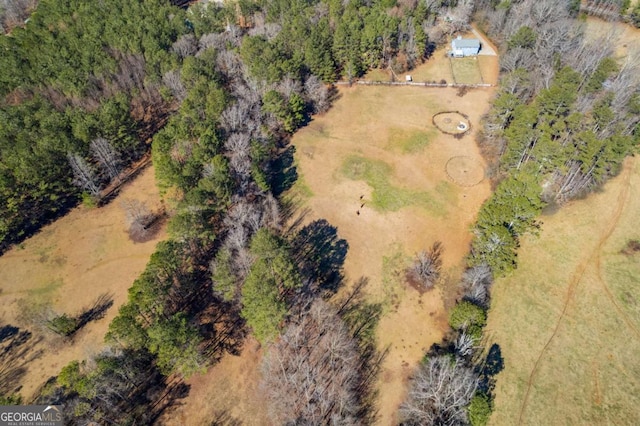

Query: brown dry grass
[[363, 36, 499, 87], [396, 47, 455, 83], [584, 17, 640, 59], [487, 157, 640, 425], [160, 338, 269, 426], [0, 166, 165, 399], [291, 85, 494, 424]]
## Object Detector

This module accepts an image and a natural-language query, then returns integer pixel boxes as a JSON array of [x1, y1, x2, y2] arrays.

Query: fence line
[[335, 80, 495, 88]]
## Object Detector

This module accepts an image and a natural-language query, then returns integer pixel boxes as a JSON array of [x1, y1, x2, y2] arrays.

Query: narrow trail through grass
[[517, 166, 632, 425]]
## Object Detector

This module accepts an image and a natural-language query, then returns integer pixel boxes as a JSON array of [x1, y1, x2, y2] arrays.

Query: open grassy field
[[487, 157, 640, 425], [0, 166, 165, 399], [289, 85, 495, 423], [486, 19, 640, 426]]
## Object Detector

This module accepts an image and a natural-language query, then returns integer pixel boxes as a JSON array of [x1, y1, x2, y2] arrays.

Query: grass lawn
[[487, 157, 640, 425], [451, 57, 483, 84]]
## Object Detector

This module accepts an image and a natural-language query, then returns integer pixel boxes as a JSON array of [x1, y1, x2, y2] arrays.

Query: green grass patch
[[341, 155, 443, 214], [451, 57, 483, 84], [387, 128, 435, 153]]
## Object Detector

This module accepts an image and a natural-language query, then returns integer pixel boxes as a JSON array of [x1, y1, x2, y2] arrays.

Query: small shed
[[406, 75, 412, 82], [451, 36, 480, 57]]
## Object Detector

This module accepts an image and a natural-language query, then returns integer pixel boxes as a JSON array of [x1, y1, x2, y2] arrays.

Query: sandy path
[[472, 25, 498, 56]]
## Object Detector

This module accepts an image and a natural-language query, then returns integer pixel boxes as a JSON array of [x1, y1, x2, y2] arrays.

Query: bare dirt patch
[[487, 157, 640, 425], [0, 166, 166, 399]]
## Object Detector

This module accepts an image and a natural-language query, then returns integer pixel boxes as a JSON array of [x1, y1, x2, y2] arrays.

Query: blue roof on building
[[452, 38, 480, 49]]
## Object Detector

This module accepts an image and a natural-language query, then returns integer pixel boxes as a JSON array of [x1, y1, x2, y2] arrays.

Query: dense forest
[[1, 0, 639, 424]]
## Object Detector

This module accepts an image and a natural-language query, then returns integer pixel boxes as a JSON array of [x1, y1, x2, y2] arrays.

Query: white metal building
[[451, 36, 481, 57]]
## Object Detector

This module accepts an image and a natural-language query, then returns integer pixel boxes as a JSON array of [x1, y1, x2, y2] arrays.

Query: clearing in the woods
[[171, 82, 497, 425], [0, 166, 166, 400]]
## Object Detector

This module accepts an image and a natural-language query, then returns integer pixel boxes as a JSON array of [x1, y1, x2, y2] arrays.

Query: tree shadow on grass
[[477, 343, 504, 394], [292, 219, 349, 296], [0, 326, 44, 395], [270, 145, 298, 196], [209, 409, 243, 426], [75, 293, 114, 331], [46, 293, 114, 338], [336, 277, 387, 423], [197, 300, 247, 362]]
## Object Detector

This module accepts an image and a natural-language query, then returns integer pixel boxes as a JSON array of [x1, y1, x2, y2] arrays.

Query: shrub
[[622, 239, 640, 255], [47, 314, 79, 336], [468, 393, 492, 426], [449, 301, 486, 331], [0, 394, 22, 405]]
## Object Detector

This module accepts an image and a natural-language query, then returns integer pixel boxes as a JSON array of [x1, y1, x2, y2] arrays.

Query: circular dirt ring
[[445, 156, 485, 187], [433, 111, 471, 136]]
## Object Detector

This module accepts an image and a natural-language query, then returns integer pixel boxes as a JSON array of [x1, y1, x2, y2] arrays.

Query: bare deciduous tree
[[461, 263, 493, 307], [220, 101, 251, 133], [399, 356, 478, 425], [454, 331, 476, 358], [198, 32, 226, 53], [171, 34, 197, 59], [408, 241, 443, 291], [0, 0, 37, 33], [261, 300, 363, 425], [261, 193, 281, 230], [68, 153, 101, 197], [304, 75, 331, 114], [277, 76, 302, 99], [121, 199, 156, 242], [225, 132, 252, 179], [90, 137, 122, 181], [162, 70, 187, 102], [248, 12, 281, 40]]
